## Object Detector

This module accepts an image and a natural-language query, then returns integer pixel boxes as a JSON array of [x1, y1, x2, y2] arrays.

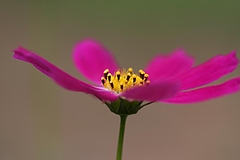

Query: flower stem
[[116, 115, 127, 160]]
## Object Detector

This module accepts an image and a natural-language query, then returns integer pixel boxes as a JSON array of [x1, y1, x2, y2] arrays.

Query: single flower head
[[13, 39, 240, 115]]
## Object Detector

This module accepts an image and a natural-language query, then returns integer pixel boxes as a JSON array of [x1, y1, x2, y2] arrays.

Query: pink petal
[[120, 80, 180, 102], [73, 39, 119, 85], [13, 47, 118, 101], [178, 51, 239, 90], [144, 49, 195, 81], [164, 77, 240, 104]]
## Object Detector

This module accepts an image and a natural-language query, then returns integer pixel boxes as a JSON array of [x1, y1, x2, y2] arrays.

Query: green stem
[[116, 115, 128, 160]]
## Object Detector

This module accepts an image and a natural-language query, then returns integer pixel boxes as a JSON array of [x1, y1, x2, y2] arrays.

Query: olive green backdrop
[[1, 0, 240, 160]]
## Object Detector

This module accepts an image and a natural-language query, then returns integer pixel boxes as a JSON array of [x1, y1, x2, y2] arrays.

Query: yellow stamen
[[101, 77, 105, 84], [103, 69, 109, 79], [110, 81, 114, 88], [107, 73, 112, 81], [116, 71, 121, 81], [132, 74, 137, 83], [101, 68, 150, 93], [139, 69, 145, 79], [144, 74, 149, 82], [128, 68, 133, 74], [126, 73, 131, 81], [120, 82, 124, 90]]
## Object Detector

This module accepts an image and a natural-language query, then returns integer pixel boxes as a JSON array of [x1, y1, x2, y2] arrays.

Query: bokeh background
[[1, 0, 240, 160]]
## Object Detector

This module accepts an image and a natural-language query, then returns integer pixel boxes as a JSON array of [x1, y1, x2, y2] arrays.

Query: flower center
[[101, 68, 150, 93]]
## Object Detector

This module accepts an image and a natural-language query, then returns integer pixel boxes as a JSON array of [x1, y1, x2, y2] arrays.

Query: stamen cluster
[[101, 68, 150, 93]]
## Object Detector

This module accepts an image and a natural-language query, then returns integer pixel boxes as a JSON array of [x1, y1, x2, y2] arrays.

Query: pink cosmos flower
[[13, 39, 240, 114]]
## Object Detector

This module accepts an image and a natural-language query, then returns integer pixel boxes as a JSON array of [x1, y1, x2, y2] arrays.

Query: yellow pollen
[[128, 68, 133, 74], [101, 68, 150, 93]]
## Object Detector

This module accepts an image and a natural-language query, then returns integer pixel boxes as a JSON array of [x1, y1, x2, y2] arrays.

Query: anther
[[144, 74, 149, 82], [128, 68, 133, 74], [107, 73, 112, 81], [126, 73, 131, 81], [132, 74, 137, 83], [104, 69, 109, 79], [116, 71, 121, 81], [101, 77, 105, 84], [120, 83, 124, 90], [110, 81, 114, 88], [139, 69, 145, 79]]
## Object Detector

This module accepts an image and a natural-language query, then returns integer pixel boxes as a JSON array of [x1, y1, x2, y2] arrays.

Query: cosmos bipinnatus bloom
[[13, 39, 240, 115]]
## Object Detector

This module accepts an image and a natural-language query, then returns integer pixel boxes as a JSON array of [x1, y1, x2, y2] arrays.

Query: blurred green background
[[1, 0, 240, 160]]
